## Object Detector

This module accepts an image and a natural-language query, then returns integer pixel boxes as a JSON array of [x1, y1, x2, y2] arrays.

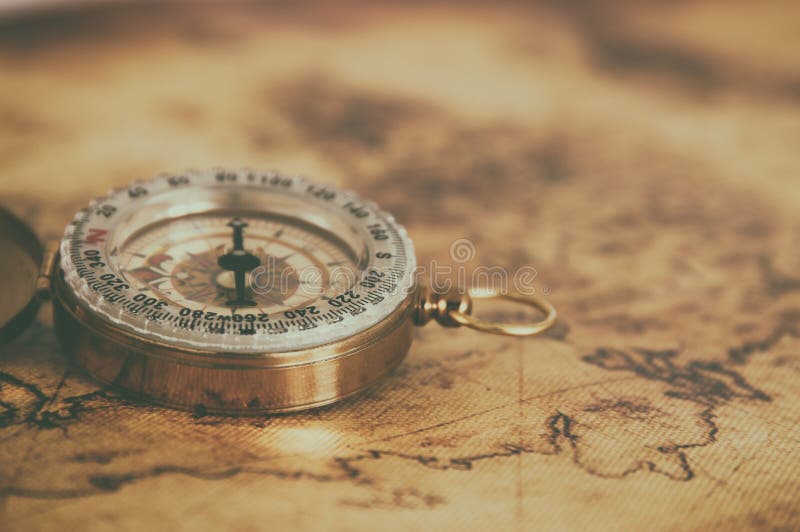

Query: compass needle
[[217, 218, 261, 307]]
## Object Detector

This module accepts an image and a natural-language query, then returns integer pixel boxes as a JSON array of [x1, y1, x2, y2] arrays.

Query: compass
[[1, 169, 557, 414]]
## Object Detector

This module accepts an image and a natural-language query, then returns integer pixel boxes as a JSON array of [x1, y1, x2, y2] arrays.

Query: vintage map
[[1, 1, 799, 529]]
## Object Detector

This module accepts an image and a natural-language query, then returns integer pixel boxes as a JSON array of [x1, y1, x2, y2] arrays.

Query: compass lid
[[0, 206, 42, 347]]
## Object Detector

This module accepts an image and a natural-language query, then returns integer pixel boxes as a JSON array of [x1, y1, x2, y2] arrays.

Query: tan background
[[0, 1, 799, 530]]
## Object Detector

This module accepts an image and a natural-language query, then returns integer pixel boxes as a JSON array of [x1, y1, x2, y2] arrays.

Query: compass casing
[[53, 274, 414, 414], [54, 169, 417, 414]]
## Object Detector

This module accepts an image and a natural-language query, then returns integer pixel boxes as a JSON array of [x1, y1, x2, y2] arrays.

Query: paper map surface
[[0, 2, 799, 530]]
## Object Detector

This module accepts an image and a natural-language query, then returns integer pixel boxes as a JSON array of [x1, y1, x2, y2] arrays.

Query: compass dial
[[120, 214, 359, 314], [58, 169, 415, 353]]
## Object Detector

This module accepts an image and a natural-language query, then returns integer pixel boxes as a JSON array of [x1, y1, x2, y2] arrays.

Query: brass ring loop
[[447, 288, 557, 337]]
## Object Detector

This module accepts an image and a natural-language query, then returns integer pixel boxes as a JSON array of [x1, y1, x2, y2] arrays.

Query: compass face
[[58, 169, 415, 353], [120, 214, 359, 314]]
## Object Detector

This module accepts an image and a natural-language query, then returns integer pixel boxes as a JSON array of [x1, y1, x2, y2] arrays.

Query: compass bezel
[[57, 168, 417, 355]]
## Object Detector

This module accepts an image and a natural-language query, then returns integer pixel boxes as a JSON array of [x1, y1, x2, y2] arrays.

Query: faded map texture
[[1, 1, 800, 530]]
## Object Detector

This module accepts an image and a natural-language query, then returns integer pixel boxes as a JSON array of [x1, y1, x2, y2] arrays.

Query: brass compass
[[1, 169, 557, 414]]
